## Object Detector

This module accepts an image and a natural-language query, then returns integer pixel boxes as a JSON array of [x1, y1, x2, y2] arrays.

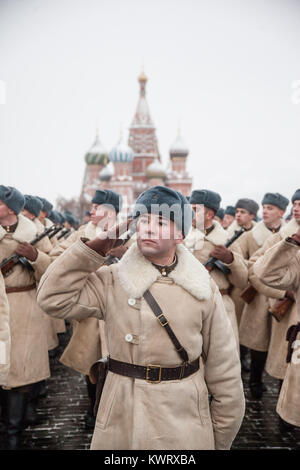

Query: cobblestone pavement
[[1, 325, 300, 451]]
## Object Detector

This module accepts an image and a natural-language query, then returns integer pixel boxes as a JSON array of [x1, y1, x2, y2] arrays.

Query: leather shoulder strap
[[143, 289, 189, 363]]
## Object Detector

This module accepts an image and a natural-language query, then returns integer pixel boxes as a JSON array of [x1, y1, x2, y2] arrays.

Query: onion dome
[[169, 129, 189, 158], [146, 155, 166, 179], [99, 162, 114, 182], [109, 135, 134, 163], [85, 130, 109, 165]]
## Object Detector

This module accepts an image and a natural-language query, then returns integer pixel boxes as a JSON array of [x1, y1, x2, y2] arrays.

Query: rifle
[[268, 296, 294, 322], [48, 225, 64, 240], [0, 224, 56, 277], [57, 228, 71, 241], [204, 227, 246, 275]]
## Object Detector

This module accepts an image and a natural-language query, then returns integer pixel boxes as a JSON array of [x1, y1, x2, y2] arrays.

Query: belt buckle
[[146, 365, 162, 384]]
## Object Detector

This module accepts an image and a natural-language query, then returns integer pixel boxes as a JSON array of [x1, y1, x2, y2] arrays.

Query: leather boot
[[84, 375, 96, 430], [5, 389, 28, 450], [240, 345, 250, 373], [24, 383, 40, 427], [249, 349, 268, 399]]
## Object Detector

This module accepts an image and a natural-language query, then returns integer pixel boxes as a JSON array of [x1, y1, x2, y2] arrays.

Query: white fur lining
[[280, 218, 300, 239], [117, 242, 211, 301], [251, 221, 274, 247], [0, 214, 37, 242], [84, 221, 98, 240], [205, 221, 228, 246]]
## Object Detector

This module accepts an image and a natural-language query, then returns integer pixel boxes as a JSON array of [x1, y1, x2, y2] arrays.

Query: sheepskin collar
[[252, 220, 284, 247], [205, 221, 228, 246], [117, 242, 212, 301], [280, 218, 300, 239], [84, 221, 99, 240], [0, 214, 37, 243]]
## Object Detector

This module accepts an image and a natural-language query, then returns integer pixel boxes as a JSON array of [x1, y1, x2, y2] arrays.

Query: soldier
[[184, 189, 248, 347], [37, 197, 53, 228], [238, 193, 289, 399], [0, 271, 10, 433], [37, 186, 245, 450], [222, 206, 236, 230], [244, 190, 300, 398], [22, 195, 59, 408], [226, 198, 258, 239], [214, 207, 224, 225], [254, 225, 300, 429], [0, 186, 50, 449], [226, 199, 259, 371], [50, 189, 124, 431]]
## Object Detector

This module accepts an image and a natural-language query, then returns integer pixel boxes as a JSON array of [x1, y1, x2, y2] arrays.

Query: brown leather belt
[[220, 288, 230, 296], [5, 283, 36, 294], [108, 357, 200, 384]]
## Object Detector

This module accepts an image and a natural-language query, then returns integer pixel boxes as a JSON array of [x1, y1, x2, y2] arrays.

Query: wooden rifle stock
[[240, 284, 258, 304], [268, 297, 294, 323]]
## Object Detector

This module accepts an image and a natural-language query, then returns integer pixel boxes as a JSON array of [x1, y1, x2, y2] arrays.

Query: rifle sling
[[143, 289, 189, 363]]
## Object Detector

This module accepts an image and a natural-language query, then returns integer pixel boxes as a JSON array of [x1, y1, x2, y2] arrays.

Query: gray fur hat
[[0, 185, 25, 215]]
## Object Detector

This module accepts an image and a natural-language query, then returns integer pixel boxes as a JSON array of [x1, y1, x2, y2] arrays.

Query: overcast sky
[[1, 0, 300, 215]]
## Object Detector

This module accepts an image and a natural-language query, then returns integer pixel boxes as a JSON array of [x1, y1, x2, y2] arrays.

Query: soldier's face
[[262, 204, 284, 225], [137, 214, 182, 258], [191, 204, 205, 229], [222, 214, 235, 228], [0, 200, 12, 220], [235, 208, 254, 227], [22, 209, 35, 221], [293, 201, 300, 223], [90, 203, 116, 229]]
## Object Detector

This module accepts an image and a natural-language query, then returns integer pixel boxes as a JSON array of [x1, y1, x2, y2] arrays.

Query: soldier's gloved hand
[[15, 242, 38, 262], [209, 245, 234, 264], [107, 244, 128, 260], [86, 217, 133, 256], [291, 227, 300, 245]]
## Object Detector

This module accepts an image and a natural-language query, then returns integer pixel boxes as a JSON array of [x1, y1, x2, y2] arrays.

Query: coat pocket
[[95, 371, 119, 430], [193, 373, 211, 426]]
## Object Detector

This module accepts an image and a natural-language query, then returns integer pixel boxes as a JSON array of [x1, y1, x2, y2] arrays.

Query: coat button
[[125, 334, 133, 343], [128, 298, 136, 306]]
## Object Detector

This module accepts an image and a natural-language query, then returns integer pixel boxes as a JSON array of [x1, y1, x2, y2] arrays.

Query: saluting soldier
[[238, 193, 289, 398], [37, 186, 245, 450], [0, 186, 51, 449], [244, 190, 300, 398], [50, 189, 124, 430], [184, 190, 248, 347]]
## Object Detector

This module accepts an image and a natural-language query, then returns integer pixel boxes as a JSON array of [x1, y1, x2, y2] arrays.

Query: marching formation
[[0, 183, 299, 450]]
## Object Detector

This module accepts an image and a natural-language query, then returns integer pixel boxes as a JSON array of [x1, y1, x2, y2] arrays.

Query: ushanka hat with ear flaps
[[24, 195, 43, 218], [133, 185, 193, 238], [189, 189, 221, 214], [261, 193, 289, 211], [292, 189, 300, 203], [36, 197, 53, 217], [235, 198, 259, 216], [92, 189, 122, 214], [0, 185, 25, 215], [224, 205, 236, 216]]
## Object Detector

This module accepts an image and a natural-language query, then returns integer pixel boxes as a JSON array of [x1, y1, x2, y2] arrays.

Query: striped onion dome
[[85, 130, 109, 165], [109, 136, 134, 163]]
